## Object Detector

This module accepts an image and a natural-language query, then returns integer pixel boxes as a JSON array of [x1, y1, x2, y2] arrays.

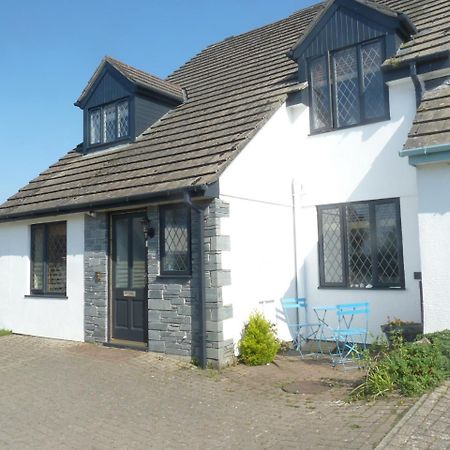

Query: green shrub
[[424, 330, 450, 376], [351, 334, 448, 400], [238, 312, 280, 366], [0, 329, 12, 337]]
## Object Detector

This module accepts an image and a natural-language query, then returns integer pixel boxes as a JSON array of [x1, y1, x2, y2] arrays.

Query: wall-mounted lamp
[[141, 217, 155, 242]]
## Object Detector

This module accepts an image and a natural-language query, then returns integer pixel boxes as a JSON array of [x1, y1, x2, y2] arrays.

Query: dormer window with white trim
[[309, 38, 388, 133], [89, 99, 129, 146]]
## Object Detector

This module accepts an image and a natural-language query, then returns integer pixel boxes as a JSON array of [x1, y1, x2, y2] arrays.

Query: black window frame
[[30, 221, 67, 296], [87, 97, 130, 148], [317, 198, 405, 290], [159, 204, 192, 277], [308, 37, 390, 134]]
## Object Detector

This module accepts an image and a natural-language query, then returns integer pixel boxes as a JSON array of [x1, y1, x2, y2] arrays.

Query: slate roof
[[405, 78, 450, 149], [1, 0, 450, 220], [76, 56, 185, 105]]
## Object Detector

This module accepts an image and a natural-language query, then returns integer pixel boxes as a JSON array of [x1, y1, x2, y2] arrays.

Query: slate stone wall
[[81, 199, 233, 367], [84, 213, 108, 343], [147, 199, 234, 367]]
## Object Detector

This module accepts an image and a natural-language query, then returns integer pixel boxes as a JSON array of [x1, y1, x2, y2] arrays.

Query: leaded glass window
[[361, 40, 385, 120], [319, 207, 344, 284], [103, 104, 116, 143], [88, 99, 129, 147], [160, 205, 191, 275], [310, 55, 331, 131], [31, 222, 67, 295], [117, 101, 129, 138], [89, 109, 101, 145], [309, 38, 388, 132], [333, 47, 360, 127], [318, 199, 404, 289]]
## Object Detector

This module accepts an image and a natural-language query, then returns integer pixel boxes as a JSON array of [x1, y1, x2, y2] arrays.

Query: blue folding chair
[[331, 302, 370, 367], [281, 298, 322, 358]]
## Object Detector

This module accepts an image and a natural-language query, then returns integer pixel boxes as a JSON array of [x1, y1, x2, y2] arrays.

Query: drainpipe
[[183, 192, 207, 369], [410, 62, 424, 108], [291, 180, 300, 326]]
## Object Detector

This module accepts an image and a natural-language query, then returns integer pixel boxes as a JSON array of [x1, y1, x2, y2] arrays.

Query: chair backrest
[[281, 298, 306, 327], [336, 302, 369, 329]]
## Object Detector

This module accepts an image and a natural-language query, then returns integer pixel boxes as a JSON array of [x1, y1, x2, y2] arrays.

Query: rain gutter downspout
[[410, 61, 423, 108], [183, 191, 207, 369], [291, 180, 300, 326]]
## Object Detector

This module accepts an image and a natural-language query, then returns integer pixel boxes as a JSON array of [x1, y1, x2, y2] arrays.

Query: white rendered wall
[[416, 163, 450, 333], [0, 214, 85, 341], [220, 78, 422, 348]]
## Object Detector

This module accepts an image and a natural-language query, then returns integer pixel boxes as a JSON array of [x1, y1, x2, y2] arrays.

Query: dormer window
[[309, 38, 388, 133], [88, 99, 129, 146]]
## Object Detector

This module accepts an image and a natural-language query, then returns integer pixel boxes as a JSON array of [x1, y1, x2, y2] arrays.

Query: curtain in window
[[320, 207, 344, 284], [117, 101, 129, 138], [89, 109, 101, 145]]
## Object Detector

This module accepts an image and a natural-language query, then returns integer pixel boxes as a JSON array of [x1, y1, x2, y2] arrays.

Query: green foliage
[[351, 332, 449, 400], [238, 312, 280, 366], [424, 329, 450, 376], [0, 329, 11, 337]]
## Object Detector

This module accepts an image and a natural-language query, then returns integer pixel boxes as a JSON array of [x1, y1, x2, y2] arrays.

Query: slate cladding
[[0, 0, 449, 220], [405, 78, 450, 149]]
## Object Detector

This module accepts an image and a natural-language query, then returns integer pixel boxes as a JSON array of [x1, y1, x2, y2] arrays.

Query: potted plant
[[381, 317, 423, 344]]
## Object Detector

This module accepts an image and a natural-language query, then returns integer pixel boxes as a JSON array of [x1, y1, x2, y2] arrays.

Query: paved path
[[0, 335, 416, 449], [376, 380, 450, 450]]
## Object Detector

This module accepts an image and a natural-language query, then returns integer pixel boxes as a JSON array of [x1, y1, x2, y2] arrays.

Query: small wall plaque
[[123, 290, 136, 298]]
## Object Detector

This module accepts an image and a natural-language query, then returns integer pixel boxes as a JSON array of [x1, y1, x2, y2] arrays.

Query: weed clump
[[351, 331, 449, 400]]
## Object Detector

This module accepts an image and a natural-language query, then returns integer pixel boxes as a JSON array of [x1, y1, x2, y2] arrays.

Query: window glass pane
[[375, 202, 400, 285], [333, 47, 360, 127], [103, 104, 116, 143], [131, 217, 146, 289], [346, 204, 372, 288], [31, 225, 45, 292], [320, 207, 344, 284], [115, 217, 129, 288], [362, 41, 385, 120], [46, 223, 66, 294], [89, 109, 101, 145], [162, 207, 190, 273], [310, 56, 331, 130], [117, 101, 129, 138]]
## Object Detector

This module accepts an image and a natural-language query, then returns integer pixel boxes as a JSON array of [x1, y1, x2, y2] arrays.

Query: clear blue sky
[[0, 0, 317, 202]]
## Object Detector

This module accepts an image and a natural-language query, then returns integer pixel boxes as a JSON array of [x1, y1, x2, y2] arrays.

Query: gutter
[[0, 183, 219, 223], [399, 143, 450, 166], [183, 191, 208, 369]]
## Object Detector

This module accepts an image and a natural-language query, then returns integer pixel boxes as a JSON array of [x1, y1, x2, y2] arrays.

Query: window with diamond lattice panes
[[103, 104, 116, 143], [346, 204, 372, 288], [333, 47, 360, 127], [89, 109, 101, 144], [320, 207, 344, 284], [31, 222, 67, 295], [361, 40, 385, 121], [160, 206, 191, 274], [310, 55, 332, 131], [318, 199, 403, 288], [309, 38, 388, 132], [117, 101, 129, 138]]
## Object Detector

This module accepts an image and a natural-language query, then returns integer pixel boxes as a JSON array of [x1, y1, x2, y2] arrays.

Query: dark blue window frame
[[308, 38, 390, 134]]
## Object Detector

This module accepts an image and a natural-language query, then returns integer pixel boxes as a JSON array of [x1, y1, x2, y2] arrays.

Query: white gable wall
[[0, 214, 85, 341], [220, 77, 422, 348], [416, 163, 450, 333]]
